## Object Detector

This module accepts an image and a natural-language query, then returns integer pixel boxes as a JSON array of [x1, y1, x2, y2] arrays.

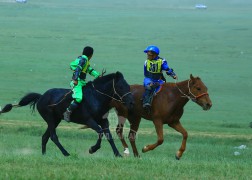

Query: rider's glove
[[73, 80, 78, 86], [166, 68, 177, 79]]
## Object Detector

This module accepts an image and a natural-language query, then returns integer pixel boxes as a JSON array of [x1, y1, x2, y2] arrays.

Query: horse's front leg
[[85, 119, 103, 154], [89, 132, 103, 154], [169, 122, 188, 160], [128, 116, 141, 157], [142, 119, 163, 153], [116, 115, 130, 156], [101, 118, 122, 157]]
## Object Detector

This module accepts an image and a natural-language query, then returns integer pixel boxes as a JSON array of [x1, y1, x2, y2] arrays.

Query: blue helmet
[[144, 45, 160, 55]]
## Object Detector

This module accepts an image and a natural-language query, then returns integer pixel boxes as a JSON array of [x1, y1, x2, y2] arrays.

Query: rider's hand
[[73, 80, 78, 86], [173, 75, 177, 80]]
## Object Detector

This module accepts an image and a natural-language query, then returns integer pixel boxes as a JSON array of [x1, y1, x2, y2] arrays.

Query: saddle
[[151, 81, 164, 95]]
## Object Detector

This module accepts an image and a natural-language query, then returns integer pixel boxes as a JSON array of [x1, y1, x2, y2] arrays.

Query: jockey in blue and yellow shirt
[[143, 45, 177, 112]]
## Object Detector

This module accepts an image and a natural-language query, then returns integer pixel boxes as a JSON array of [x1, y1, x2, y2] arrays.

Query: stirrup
[[63, 110, 71, 122], [143, 103, 151, 114], [144, 106, 151, 115], [143, 102, 151, 108]]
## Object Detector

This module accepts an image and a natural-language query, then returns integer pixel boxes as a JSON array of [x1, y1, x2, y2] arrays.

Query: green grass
[[1, 0, 252, 179], [0, 120, 251, 179]]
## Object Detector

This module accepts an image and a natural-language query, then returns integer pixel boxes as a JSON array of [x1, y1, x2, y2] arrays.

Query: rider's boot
[[143, 86, 154, 114], [63, 101, 79, 122]]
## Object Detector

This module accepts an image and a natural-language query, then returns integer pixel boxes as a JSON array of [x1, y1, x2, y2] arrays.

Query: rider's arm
[[87, 66, 100, 78], [162, 59, 177, 79], [72, 58, 86, 81]]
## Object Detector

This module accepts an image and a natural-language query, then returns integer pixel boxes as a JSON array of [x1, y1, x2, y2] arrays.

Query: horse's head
[[92, 71, 135, 110], [188, 74, 212, 110], [113, 71, 135, 110]]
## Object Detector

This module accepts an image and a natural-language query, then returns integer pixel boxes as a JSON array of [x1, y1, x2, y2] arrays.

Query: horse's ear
[[190, 74, 196, 84], [116, 71, 123, 79], [101, 68, 106, 77], [190, 74, 195, 80]]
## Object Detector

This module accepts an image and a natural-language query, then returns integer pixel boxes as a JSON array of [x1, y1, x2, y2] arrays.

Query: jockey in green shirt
[[63, 46, 100, 122]]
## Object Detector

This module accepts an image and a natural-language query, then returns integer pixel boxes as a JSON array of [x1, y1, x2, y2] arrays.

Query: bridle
[[92, 78, 131, 103], [175, 78, 208, 102], [48, 78, 130, 107]]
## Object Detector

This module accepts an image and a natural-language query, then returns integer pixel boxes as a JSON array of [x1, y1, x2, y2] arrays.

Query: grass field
[[0, 0, 252, 179]]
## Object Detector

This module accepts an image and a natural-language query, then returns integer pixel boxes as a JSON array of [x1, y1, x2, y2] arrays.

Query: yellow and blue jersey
[[143, 56, 175, 87]]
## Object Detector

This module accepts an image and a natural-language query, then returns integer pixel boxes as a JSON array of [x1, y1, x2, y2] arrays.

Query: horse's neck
[[83, 79, 113, 114], [174, 80, 190, 95], [169, 80, 190, 105], [92, 79, 114, 99], [93, 80, 112, 91]]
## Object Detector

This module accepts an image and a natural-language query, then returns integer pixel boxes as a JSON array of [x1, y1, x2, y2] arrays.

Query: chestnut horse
[[111, 74, 212, 159]]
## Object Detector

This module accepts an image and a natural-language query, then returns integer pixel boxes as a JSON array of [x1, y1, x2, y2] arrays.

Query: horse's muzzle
[[203, 102, 212, 110]]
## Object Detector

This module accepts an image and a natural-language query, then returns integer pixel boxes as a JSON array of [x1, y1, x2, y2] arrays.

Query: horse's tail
[[0, 93, 42, 114]]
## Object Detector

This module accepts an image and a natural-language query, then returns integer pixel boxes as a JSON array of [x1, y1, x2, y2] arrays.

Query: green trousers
[[70, 80, 86, 103]]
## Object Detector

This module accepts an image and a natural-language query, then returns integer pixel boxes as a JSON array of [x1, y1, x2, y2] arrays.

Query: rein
[[48, 90, 72, 107], [175, 78, 208, 102], [92, 78, 131, 103]]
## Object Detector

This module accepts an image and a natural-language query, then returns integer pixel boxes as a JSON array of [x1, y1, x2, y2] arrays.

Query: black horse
[[0, 71, 134, 157]]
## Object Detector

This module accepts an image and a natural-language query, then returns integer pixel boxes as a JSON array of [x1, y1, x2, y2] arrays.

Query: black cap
[[82, 46, 94, 57]]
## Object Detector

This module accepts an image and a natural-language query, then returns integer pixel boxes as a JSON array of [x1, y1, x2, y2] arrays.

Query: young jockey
[[63, 46, 100, 122], [143, 45, 177, 112]]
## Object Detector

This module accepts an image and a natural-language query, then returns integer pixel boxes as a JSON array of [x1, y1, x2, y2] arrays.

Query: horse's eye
[[197, 87, 201, 91]]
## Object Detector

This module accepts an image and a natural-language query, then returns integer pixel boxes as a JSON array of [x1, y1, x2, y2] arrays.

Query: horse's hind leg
[[142, 119, 164, 153], [49, 123, 70, 156], [42, 128, 50, 155], [41, 114, 70, 156], [101, 118, 121, 157], [169, 122, 188, 160]]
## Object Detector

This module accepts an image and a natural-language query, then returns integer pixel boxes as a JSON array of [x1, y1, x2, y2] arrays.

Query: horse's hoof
[[89, 146, 100, 154], [115, 153, 123, 158], [175, 155, 180, 160], [142, 146, 148, 153], [89, 148, 94, 154], [123, 153, 130, 157], [133, 154, 141, 158], [64, 152, 70, 156]]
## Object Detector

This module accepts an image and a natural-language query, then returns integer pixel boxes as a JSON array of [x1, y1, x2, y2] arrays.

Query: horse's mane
[[86, 71, 123, 87], [163, 80, 187, 88], [163, 75, 201, 88]]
